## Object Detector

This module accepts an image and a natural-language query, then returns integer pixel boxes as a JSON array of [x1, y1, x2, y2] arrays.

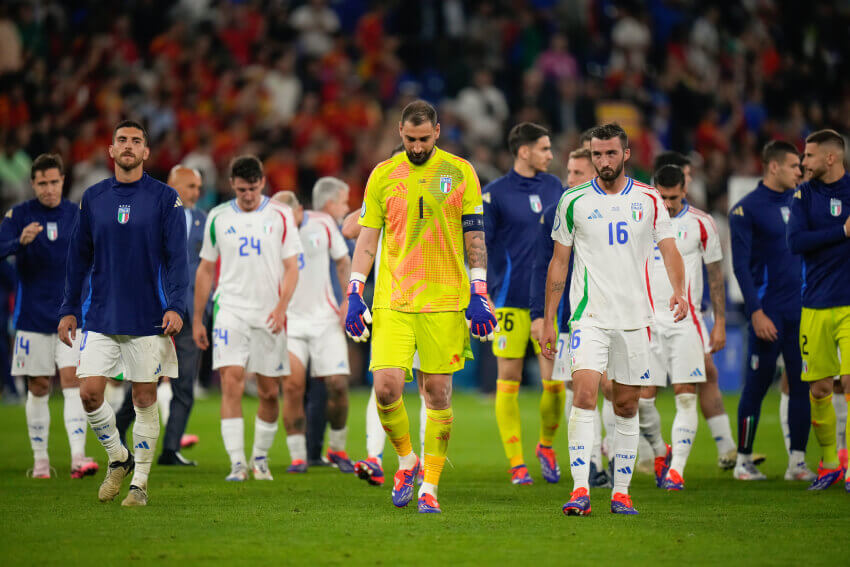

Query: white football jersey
[[552, 177, 673, 330], [200, 196, 303, 326], [288, 211, 349, 323], [648, 202, 722, 323]]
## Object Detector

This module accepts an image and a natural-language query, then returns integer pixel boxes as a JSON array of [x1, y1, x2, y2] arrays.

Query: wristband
[[470, 268, 486, 281], [471, 280, 487, 295], [350, 272, 367, 283]]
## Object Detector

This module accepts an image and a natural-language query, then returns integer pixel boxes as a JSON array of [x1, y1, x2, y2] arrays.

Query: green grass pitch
[[0, 388, 845, 566]]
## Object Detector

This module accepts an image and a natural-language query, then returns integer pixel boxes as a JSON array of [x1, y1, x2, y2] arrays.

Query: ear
[[142, 146, 150, 161], [623, 147, 631, 162], [434, 123, 441, 141], [108, 144, 115, 159]]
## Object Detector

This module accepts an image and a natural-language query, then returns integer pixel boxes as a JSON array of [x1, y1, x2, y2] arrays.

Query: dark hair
[[113, 120, 148, 146], [400, 100, 437, 127], [579, 128, 594, 146], [761, 140, 799, 166], [653, 151, 690, 173], [654, 164, 685, 189], [230, 155, 264, 182], [589, 123, 628, 148], [805, 129, 845, 151], [30, 153, 64, 179], [508, 122, 550, 156]]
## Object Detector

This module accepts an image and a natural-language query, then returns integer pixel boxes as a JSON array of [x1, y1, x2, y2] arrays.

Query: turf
[[0, 388, 845, 566]]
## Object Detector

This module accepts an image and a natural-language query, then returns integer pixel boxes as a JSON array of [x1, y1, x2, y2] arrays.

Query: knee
[[374, 382, 400, 407], [675, 392, 698, 410], [133, 390, 156, 408], [425, 381, 452, 408], [258, 385, 279, 405], [283, 377, 304, 400], [572, 388, 597, 410], [80, 387, 103, 412], [27, 378, 49, 397], [325, 377, 348, 401], [613, 398, 638, 418], [810, 380, 832, 400]]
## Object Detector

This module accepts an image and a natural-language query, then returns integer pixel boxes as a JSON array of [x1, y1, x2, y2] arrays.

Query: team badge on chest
[[117, 205, 131, 224], [263, 221, 274, 235], [631, 202, 643, 222], [46, 222, 58, 241], [830, 198, 842, 217], [677, 227, 687, 240], [780, 206, 790, 224], [529, 195, 542, 213], [439, 176, 452, 194]]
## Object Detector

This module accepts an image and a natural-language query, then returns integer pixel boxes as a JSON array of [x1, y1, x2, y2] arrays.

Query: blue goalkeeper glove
[[345, 278, 372, 342], [466, 279, 498, 341]]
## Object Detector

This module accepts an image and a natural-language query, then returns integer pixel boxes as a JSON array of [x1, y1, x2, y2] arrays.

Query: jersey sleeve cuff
[[357, 218, 383, 229]]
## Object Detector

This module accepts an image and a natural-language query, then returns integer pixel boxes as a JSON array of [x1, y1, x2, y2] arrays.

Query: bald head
[[272, 190, 303, 224], [168, 165, 202, 209]]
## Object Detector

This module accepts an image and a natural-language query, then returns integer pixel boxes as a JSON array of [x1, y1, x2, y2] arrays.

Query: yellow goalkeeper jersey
[[359, 146, 483, 313]]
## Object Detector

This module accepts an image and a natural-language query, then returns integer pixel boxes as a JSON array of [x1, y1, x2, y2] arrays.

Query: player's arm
[[657, 237, 688, 322], [192, 259, 216, 350], [268, 254, 298, 334], [787, 189, 850, 253], [58, 199, 93, 346], [341, 210, 361, 240], [541, 241, 571, 359], [0, 209, 34, 258], [530, 210, 554, 344], [345, 225, 379, 341], [464, 226, 498, 341], [730, 205, 777, 341], [160, 191, 190, 336], [705, 260, 726, 352]]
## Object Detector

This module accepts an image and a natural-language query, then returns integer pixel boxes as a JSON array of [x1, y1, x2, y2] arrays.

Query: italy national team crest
[[117, 205, 131, 224], [263, 221, 274, 235], [631, 202, 643, 222], [439, 176, 452, 194], [780, 206, 790, 224], [46, 222, 58, 241], [529, 194, 542, 213], [677, 228, 687, 240], [830, 198, 842, 217]]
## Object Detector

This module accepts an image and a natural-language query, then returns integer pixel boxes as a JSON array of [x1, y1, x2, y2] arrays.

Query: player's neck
[[820, 167, 846, 185], [597, 174, 628, 194], [761, 178, 787, 193], [114, 166, 143, 184], [512, 161, 538, 178]]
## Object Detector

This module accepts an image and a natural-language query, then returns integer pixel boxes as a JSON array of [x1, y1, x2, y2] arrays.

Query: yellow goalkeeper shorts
[[800, 306, 850, 381], [492, 307, 556, 358], [370, 309, 472, 377]]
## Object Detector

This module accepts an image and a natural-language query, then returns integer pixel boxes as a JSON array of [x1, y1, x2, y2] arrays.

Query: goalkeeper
[[345, 100, 497, 514]]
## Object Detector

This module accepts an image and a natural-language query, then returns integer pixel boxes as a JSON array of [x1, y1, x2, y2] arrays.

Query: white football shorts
[[11, 331, 81, 376], [213, 308, 289, 376], [552, 332, 571, 381], [287, 318, 350, 377], [569, 323, 651, 386], [77, 331, 177, 382], [647, 321, 707, 387]]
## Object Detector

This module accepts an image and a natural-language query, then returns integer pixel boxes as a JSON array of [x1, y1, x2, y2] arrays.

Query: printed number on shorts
[[213, 328, 229, 345], [297, 253, 305, 270], [801, 334, 808, 356], [80, 331, 88, 351], [570, 329, 581, 350], [496, 311, 514, 332], [557, 337, 565, 358], [608, 221, 628, 245], [239, 236, 261, 256], [15, 336, 29, 355]]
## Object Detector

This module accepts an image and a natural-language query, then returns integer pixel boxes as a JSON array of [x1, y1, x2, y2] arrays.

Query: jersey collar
[[591, 176, 633, 196], [231, 195, 269, 213], [674, 201, 689, 218]]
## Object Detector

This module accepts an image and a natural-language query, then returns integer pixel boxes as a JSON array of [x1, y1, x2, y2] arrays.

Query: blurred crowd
[[2, 0, 850, 217]]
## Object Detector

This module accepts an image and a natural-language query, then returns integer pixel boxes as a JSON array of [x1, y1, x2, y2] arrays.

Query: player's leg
[[25, 375, 51, 477], [249, 373, 281, 480], [156, 378, 172, 426], [282, 354, 307, 472], [664, 383, 698, 489], [313, 324, 353, 472], [537, 344, 565, 484], [59, 365, 98, 478], [835, 309, 850, 487], [781, 317, 814, 481], [159, 323, 200, 465], [638, 385, 670, 486], [355, 385, 387, 485], [836, 377, 849, 470], [104, 378, 125, 413], [418, 371, 453, 510], [600, 373, 615, 458], [220, 365, 249, 478], [841, 375, 850, 487], [124, 380, 158, 506], [779, 370, 791, 456], [698, 355, 736, 469], [416, 372, 426, 484]]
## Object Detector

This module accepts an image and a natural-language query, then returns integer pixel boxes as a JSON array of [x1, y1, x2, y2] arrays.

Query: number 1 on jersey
[[608, 221, 628, 245]]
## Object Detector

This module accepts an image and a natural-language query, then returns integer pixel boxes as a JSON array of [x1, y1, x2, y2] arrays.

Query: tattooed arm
[[540, 241, 572, 359], [350, 226, 380, 279], [706, 260, 727, 352], [464, 230, 487, 270]]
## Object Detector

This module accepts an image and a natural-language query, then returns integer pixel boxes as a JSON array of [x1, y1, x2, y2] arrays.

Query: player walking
[[345, 100, 496, 513], [729, 140, 814, 481], [0, 154, 97, 479], [272, 189, 354, 473], [58, 121, 189, 507], [787, 129, 850, 490], [192, 156, 301, 481], [541, 124, 688, 515]]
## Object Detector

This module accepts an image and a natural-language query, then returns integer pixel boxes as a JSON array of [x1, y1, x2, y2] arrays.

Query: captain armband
[[462, 214, 485, 233]]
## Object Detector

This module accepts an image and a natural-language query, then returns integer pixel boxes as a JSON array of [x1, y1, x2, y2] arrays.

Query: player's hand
[[709, 319, 726, 353], [58, 315, 77, 347], [540, 326, 557, 360], [465, 280, 498, 342], [752, 309, 778, 342], [266, 303, 287, 335], [669, 293, 688, 322], [530, 317, 544, 346], [338, 297, 349, 329], [193, 319, 209, 350], [844, 215, 850, 237], [161, 310, 183, 336], [345, 279, 372, 342], [19, 222, 42, 245]]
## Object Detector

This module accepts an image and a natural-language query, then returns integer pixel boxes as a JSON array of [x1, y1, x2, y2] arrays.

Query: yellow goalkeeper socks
[[496, 379, 524, 467], [423, 407, 453, 487], [811, 392, 838, 468], [376, 397, 413, 461], [539, 380, 566, 446]]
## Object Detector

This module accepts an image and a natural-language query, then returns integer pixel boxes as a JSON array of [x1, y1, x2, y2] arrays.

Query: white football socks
[[286, 433, 307, 463], [329, 426, 347, 453], [252, 416, 278, 459], [779, 392, 791, 456], [564, 388, 574, 425], [602, 398, 616, 452], [706, 414, 736, 455], [221, 417, 246, 466], [131, 404, 159, 490], [568, 407, 595, 491], [834, 392, 847, 451], [612, 414, 639, 495], [638, 397, 667, 457], [104, 380, 125, 413], [62, 387, 87, 458], [419, 392, 426, 459], [87, 401, 127, 463], [157, 381, 173, 426], [590, 407, 603, 469], [26, 391, 50, 460], [365, 388, 385, 463], [670, 393, 698, 474]]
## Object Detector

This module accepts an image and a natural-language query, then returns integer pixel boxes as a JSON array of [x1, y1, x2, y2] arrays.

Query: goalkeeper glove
[[466, 279, 498, 341], [345, 276, 372, 342]]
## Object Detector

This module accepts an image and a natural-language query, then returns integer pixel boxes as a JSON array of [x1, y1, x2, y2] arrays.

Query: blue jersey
[[60, 173, 189, 336], [729, 183, 801, 318], [787, 173, 850, 309], [530, 200, 570, 332], [483, 169, 562, 308], [0, 199, 79, 333]]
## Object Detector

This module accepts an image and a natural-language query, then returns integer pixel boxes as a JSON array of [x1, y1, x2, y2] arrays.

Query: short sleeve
[[701, 214, 723, 263], [358, 166, 385, 229], [552, 193, 575, 247], [327, 220, 349, 260], [199, 213, 219, 262], [280, 206, 303, 259], [652, 193, 674, 242], [462, 162, 484, 216]]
